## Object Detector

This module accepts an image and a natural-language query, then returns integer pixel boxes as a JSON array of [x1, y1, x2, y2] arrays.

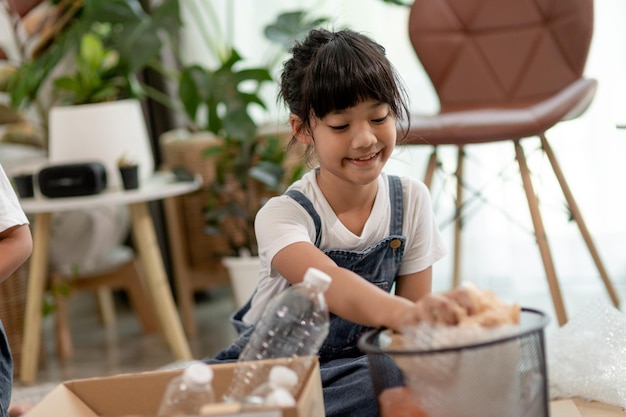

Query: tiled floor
[[11, 272, 626, 407], [11, 285, 238, 405]]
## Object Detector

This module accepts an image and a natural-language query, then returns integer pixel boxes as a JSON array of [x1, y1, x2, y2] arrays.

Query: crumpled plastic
[[547, 298, 626, 408]]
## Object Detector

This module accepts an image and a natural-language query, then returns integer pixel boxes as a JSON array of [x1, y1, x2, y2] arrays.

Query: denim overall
[[209, 175, 406, 417], [0, 321, 12, 417]]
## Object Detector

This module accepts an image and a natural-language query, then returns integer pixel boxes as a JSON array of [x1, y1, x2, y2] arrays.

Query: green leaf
[[222, 109, 257, 140], [202, 145, 226, 158], [179, 65, 210, 123], [80, 33, 105, 71], [249, 162, 285, 190], [264, 11, 330, 50]]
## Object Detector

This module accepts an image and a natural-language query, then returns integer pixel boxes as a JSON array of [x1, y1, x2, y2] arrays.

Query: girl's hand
[[405, 292, 469, 326], [403, 283, 519, 328]]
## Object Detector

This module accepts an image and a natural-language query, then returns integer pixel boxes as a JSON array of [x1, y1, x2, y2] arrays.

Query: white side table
[[18, 171, 200, 384]]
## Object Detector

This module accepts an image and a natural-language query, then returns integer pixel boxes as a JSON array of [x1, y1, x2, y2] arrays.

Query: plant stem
[[185, 0, 228, 64]]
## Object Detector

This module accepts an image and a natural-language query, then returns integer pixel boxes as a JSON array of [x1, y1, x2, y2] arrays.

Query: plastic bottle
[[157, 361, 216, 416], [225, 267, 332, 403], [243, 365, 299, 408]]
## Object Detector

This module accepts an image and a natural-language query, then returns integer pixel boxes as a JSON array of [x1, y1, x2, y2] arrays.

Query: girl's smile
[[295, 99, 397, 188], [346, 150, 382, 166]]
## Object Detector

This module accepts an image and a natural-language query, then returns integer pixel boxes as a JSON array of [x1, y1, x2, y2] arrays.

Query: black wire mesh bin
[[358, 308, 550, 417]]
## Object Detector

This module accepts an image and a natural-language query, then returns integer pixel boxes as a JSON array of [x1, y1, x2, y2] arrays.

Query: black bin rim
[[358, 307, 549, 356]]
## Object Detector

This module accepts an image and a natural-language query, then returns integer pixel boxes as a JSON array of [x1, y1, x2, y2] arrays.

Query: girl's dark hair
[[280, 29, 410, 162]]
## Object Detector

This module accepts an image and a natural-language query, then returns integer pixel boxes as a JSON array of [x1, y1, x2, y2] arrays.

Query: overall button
[[389, 239, 401, 249]]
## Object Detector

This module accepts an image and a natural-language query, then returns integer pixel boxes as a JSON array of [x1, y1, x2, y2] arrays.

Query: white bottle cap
[[265, 387, 296, 407], [303, 268, 332, 292], [184, 361, 213, 385], [269, 365, 299, 389]]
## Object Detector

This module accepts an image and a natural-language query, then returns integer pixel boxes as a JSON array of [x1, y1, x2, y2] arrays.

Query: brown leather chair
[[404, 0, 618, 325]]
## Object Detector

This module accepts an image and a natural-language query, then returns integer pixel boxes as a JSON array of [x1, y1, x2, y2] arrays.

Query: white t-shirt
[[0, 164, 29, 232], [244, 170, 447, 325]]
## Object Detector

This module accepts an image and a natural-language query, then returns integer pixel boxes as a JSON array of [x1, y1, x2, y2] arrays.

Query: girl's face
[[294, 99, 397, 187]]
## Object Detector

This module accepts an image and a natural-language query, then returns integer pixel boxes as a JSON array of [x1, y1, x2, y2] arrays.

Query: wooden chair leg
[[423, 146, 438, 189], [452, 145, 465, 289], [52, 274, 74, 360], [514, 140, 567, 326], [96, 288, 116, 328], [540, 134, 620, 309]]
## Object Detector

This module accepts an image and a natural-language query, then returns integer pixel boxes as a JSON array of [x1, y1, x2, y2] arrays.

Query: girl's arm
[[0, 224, 33, 282], [395, 267, 432, 302], [272, 241, 416, 333]]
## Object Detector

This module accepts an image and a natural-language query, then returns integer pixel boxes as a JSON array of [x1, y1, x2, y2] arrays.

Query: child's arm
[[272, 241, 416, 333], [395, 268, 433, 302], [0, 224, 33, 282]]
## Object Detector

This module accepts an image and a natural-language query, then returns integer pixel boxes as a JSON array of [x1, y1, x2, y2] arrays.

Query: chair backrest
[[408, 0, 593, 112]]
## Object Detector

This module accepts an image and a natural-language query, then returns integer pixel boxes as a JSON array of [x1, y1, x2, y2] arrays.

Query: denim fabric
[[208, 176, 406, 416], [0, 321, 12, 417]]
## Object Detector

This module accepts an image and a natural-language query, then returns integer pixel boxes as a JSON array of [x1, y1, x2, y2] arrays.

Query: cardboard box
[[25, 357, 324, 417]]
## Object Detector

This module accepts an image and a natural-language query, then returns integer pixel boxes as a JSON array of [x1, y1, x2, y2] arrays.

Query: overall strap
[[387, 175, 404, 236], [285, 189, 323, 247]]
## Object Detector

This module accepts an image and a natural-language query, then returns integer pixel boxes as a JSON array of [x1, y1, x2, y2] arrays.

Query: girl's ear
[[290, 114, 312, 145]]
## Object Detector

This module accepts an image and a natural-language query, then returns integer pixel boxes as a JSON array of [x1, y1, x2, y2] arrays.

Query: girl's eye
[[329, 124, 349, 131], [372, 114, 390, 123]]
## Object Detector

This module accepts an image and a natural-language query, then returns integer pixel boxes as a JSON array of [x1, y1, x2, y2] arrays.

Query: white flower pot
[[222, 256, 261, 309]]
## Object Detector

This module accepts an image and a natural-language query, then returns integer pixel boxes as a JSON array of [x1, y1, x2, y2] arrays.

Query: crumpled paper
[[547, 298, 626, 408]]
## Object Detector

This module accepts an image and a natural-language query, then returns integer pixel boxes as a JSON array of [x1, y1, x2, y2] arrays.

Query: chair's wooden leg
[[96, 288, 116, 328], [540, 134, 620, 308], [423, 146, 438, 189], [127, 260, 160, 334], [452, 145, 465, 289], [514, 140, 567, 326], [52, 274, 74, 360]]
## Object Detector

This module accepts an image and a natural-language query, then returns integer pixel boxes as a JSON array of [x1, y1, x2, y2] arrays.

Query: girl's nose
[[352, 124, 377, 149]]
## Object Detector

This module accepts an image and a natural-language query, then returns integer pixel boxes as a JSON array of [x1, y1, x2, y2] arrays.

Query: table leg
[[162, 196, 197, 337], [20, 212, 51, 384], [128, 202, 192, 360]]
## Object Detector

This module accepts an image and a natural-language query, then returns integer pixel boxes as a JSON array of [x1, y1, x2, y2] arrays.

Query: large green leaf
[[10, 0, 181, 108]]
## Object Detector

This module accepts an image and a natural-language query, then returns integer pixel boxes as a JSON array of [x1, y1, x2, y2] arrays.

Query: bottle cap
[[265, 387, 296, 407], [184, 361, 214, 385], [269, 365, 298, 389], [303, 268, 332, 292]]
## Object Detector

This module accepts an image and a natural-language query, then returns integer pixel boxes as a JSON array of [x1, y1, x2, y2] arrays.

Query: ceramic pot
[[12, 173, 34, 198], [222, 255, 261, 308], [48, 99, 154, 189], [119, 165, 139, 190]]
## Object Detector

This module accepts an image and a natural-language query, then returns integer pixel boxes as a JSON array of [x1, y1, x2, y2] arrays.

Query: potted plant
[[160, 6, 325, 307], [0, 0, 181, 317], [7, 0, 181, 110], [117, 153, 139, 190], [3, 0, 181, 189], [179, 7, 327, 257]]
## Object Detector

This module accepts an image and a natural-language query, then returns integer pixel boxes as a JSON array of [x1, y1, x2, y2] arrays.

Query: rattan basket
[[160, 130, 231, 283], [0, 264, 29, 377]]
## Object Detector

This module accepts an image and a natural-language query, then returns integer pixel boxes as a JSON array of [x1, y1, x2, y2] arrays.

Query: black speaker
[[38, 162, 107, 198]]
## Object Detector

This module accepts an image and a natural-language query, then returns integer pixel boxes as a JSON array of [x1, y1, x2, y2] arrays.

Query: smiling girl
[[209, 29, 446, 416]]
